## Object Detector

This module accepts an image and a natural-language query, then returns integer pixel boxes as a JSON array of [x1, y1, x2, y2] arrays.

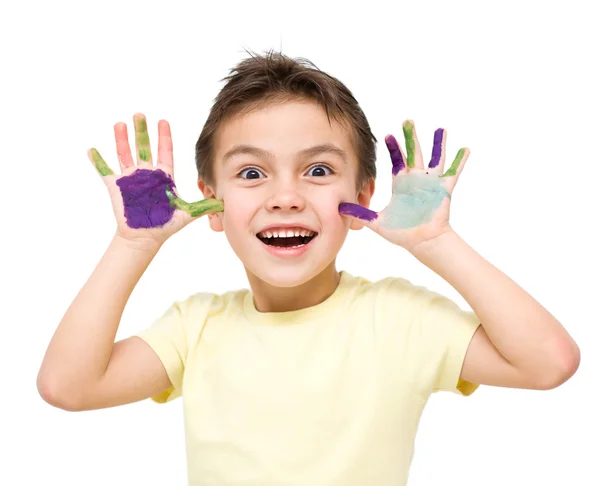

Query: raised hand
[[339, 120, 470, 253], [88, 113, 223, 246]]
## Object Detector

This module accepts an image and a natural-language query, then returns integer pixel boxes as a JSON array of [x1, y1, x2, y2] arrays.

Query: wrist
[[112, 233, 163, 255], [409, 228, 458, 260]]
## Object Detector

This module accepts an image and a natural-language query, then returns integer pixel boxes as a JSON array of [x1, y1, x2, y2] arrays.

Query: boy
[[37, 50, 580, 485]]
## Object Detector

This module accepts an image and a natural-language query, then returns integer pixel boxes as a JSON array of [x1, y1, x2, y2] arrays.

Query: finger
[[428, 128, 446, 175], [402, 120, 424, 170], [338, 202, 379, 224], [157, 119, 174, 176], [166, 188, 224, 218], [442, 147, 470, 181], [113, 122, 135, 172], [88, 148, 114, 177], [133, 113, 153, 168], [385, 134, 407, 176]]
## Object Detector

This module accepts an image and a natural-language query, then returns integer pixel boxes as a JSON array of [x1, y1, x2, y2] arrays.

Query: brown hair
[[195, 48, 377, 193]]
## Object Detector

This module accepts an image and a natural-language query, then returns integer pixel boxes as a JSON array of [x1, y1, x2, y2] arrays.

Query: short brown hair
[[195, 48, 377, 193]]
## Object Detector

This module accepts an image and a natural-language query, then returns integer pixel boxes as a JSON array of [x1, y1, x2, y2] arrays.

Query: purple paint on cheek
[[386, 135, 405, 176], [429, 128, 444, 169], [339, 202, 378, 222], [116, 169, 177, 229]]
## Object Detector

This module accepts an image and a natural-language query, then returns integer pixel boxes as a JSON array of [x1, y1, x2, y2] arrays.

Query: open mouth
[[256, 231, 318, 248]]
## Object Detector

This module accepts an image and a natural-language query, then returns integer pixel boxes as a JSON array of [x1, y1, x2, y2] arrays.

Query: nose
[[265, 180, 306, 212]]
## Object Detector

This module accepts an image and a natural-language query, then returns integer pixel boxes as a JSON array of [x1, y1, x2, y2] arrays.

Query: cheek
[[220, 188, 256, 233], [314, 187, 354, 230]]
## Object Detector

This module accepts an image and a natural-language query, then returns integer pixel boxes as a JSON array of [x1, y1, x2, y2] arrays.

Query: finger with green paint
[[87, 113, 224, 246], [395, 120, 465, 177]]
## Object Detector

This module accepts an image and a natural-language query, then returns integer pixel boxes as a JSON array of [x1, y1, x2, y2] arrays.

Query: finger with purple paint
[[428, 128, 445, 172], [382, 122, 447, 177], [385, 134, 406, 176], [426, 127, 466, 177]]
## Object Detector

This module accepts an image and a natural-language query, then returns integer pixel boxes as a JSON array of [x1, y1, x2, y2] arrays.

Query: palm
[[103, 167, 189, 243], [88, 114, 223, 246], [339, 120, 470, 252]]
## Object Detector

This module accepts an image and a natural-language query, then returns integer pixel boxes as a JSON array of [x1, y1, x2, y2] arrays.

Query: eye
[[307, 164, 333, 177], [238, 167, 265, 180]]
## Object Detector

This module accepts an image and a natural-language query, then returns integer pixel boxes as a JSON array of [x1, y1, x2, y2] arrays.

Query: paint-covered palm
[[88, 113, 223, 247], [339, 120, 470, 253]]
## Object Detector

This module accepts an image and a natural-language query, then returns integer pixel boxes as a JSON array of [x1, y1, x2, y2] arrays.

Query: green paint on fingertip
[[443, 148, 466, 177], [403, 121, 415, 168], [91, 148, 114, 176], [135, 117, 151, 161]]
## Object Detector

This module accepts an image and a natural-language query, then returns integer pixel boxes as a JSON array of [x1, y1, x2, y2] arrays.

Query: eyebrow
[[222, 143, 348, 164]]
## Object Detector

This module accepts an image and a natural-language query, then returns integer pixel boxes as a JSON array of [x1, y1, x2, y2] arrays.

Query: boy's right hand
[[88, 113, 223, 248]]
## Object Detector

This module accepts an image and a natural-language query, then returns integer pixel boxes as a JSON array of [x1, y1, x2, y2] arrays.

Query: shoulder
[[345, 271, 434, 308], [158, 287, 248, 343], [176, 286, 249, 317], [346, 272, 471, 332]]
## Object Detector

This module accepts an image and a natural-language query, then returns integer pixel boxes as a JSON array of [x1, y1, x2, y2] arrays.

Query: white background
[[1, 0, 597, 484]]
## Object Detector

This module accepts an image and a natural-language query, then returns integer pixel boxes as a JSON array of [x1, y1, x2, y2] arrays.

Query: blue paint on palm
[[381, 172, 450, 229]]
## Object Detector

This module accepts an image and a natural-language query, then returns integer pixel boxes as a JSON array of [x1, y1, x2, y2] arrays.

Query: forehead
[[213, 100, 357, 164]]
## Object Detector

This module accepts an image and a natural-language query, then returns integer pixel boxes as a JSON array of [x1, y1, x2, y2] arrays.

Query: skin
[[89, 114, 223, 234], [336, 120, 581, 392], [338, 120, 470, 250], [198, 100, 374, 312]]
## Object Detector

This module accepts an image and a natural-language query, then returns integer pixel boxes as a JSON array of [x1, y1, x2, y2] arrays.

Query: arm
[[37, 113, 223, 410], [36, 235, 171, 411], [338, 120, 580, 390], [410, 230, 581, 390]]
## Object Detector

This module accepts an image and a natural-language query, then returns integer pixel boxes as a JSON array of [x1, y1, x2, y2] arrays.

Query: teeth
[[258, 228, 316, 238]]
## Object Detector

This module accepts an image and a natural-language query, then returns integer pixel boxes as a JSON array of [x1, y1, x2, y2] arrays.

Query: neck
[[245, 262, 341, 313]]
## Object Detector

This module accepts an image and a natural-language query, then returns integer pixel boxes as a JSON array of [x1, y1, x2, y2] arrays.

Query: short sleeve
[[417, 293, 482, 396], [376, 278, 481, 398], [134, 292, 214, 404], [134, 301, 188, 403]]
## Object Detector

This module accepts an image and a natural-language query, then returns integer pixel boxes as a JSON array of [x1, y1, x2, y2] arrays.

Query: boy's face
[[199, 99, 374, 288]]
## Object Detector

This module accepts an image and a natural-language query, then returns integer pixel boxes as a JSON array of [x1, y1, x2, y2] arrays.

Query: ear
[[197, 179, 224, 232], [350, 178, 376, 230]]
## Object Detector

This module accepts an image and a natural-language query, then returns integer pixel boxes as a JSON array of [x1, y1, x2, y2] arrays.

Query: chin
[[245, 263, 325, 288]]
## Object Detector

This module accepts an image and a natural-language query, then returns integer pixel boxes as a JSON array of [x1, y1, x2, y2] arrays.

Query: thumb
[[338, 202, 379, 230], [166, 188, 224, 218]]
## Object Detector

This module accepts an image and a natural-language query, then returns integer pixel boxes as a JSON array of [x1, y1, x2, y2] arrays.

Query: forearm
[[37, 234, 161, 401], [410, 230, 579, 376]]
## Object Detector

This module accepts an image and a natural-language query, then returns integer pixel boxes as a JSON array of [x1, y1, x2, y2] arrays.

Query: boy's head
[[196, 49, 377, 287]]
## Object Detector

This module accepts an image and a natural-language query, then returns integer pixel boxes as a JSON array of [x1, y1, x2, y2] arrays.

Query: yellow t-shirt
[[134, 270, 481, 486]]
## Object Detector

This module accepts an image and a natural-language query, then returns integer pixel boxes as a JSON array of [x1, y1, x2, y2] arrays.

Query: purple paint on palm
[[429, 128, 444, 168], [339, 203, 378, 222], [116, 169, 177, 229], [386, 135, 405, 176]]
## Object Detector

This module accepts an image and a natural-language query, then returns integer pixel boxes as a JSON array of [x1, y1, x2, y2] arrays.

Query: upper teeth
[[258, 228, 316, 238]]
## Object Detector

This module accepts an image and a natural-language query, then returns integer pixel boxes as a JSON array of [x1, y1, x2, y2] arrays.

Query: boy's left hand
[[339, 120, 470, 253]]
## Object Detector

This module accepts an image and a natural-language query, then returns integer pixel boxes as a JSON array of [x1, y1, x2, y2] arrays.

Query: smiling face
[[198, 99, 374, 288]]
